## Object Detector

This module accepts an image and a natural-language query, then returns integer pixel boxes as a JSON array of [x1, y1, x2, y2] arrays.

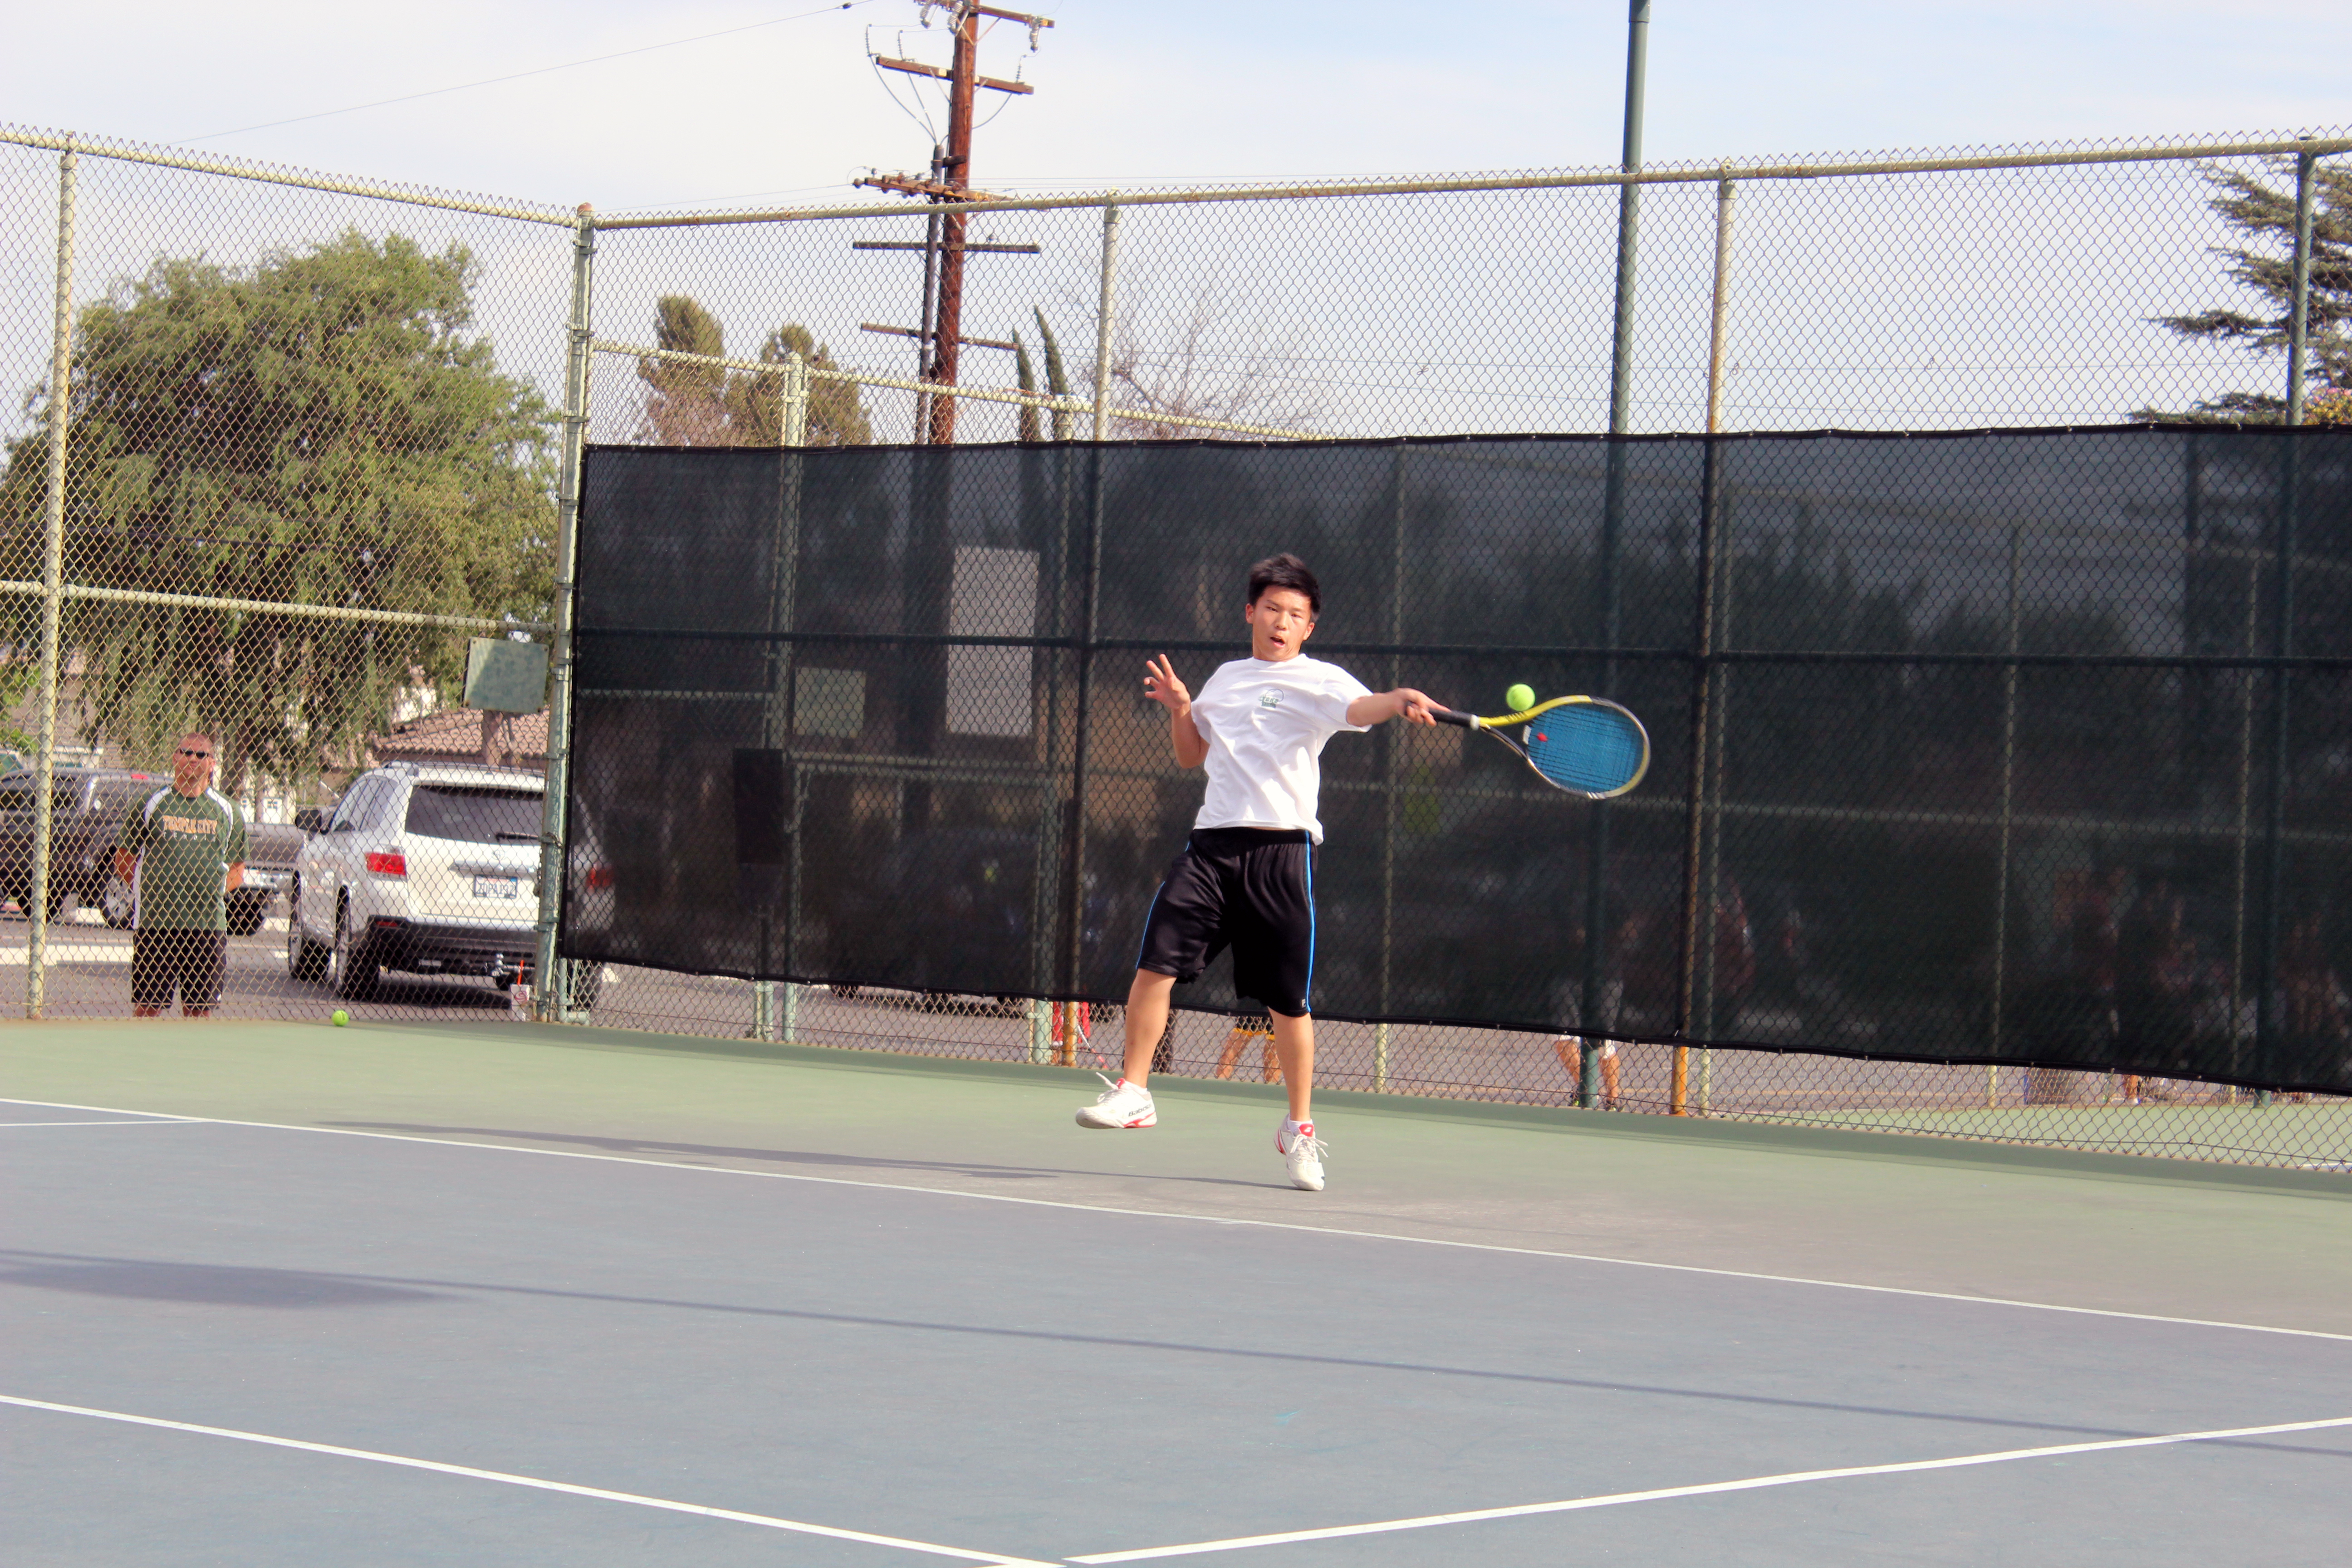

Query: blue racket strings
[[1523, 706, 1646, 795]]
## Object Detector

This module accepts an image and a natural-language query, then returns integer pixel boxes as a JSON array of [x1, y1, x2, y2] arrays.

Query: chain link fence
[[2, 122, 2347, 1172]]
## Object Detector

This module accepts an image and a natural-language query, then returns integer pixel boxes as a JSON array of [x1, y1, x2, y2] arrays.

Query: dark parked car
[[0, 768, 303, 933]]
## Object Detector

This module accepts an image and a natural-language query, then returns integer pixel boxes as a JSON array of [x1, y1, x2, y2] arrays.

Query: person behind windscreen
[[113, 734, 247, 1018]]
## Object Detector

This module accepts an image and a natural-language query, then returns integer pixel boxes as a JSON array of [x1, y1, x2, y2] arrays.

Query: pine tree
[[2152, 158, 2352, 420], [1013, 331, 1043, 443], [1036, 307, 1074, 441]]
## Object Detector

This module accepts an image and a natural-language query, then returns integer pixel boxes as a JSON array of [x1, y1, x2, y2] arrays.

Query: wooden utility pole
[[930, 7, 980, 444], [861, 3, 1053, 443]]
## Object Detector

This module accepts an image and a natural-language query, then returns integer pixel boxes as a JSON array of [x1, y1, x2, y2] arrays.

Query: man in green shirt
[[113, 733, 247, 1018]]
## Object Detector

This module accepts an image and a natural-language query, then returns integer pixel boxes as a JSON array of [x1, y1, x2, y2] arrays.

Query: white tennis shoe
[[1277, 1119, 1327, 1191], [1077, 1075, 1156, 1129]]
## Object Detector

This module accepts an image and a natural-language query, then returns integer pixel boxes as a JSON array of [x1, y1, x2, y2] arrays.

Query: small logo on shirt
[[1258, 689, 1284, 709], [159, 814, 218, 836]]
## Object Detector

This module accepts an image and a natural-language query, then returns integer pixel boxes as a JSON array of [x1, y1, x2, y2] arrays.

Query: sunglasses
[[177, 749, 213, 759]]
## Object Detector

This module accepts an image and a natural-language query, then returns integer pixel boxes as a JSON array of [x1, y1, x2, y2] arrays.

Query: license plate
[[244, 871, 284, 889], [473, 876, 520, 899]]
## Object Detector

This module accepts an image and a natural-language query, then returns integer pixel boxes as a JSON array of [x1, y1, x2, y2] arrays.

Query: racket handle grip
[[1430, 706, 1476, 729]]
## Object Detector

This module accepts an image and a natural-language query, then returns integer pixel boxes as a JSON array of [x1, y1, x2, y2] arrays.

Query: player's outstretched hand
[[1144, 655, 1192, 713], [1394, 687, 1438, 725]]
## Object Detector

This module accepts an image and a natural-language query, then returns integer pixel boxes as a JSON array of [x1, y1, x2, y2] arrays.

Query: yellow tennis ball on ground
[[330, 1009, 349, 1027], [1505, 683, 1536, 713]]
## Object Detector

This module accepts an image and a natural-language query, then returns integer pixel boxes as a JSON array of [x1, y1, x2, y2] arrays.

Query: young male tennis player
[[1076, 554, 1435, 1191]]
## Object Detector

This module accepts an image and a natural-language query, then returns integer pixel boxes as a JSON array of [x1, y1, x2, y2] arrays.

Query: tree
[[636, 296, 871, 447], [637, 296, 732, 445], [2150, 158, 2352, 421], [0, 230, 555, 790], [0, 659, 36, 753], [1028, 306, 1075, 441], [1012, 332, 1043, 442], [735, 325, 874, 448], [1100, 284, 1321, 440], [1019, 293, 1315, 442]]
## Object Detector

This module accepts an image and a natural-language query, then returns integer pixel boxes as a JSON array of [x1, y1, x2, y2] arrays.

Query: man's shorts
[[132, 929, 227, 1010], [1134, 827, 1317, 1017]]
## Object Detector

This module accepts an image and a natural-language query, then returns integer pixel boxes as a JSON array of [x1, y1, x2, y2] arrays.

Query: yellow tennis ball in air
[[330, 1009, 349, 1027], [1505, 683, 1536, 713]]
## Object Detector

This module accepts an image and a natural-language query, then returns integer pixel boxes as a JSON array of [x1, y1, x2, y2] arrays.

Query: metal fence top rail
[[0, 123, 579, 227], [595, 128, 2352, 229], [7, 121, 2341, 235]]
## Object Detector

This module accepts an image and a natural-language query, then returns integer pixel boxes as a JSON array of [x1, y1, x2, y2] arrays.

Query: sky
[[2, 1, 2344, 215]]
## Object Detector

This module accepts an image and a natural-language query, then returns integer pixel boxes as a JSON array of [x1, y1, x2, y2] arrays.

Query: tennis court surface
[[5, 1018, 2349, 1566]]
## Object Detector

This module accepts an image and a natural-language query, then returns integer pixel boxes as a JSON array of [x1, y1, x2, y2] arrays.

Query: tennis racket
[[1430, 696, 1651, 799]]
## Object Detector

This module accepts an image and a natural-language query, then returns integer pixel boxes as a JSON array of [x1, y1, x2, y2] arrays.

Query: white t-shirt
[[1189, 654, 1373, 843]]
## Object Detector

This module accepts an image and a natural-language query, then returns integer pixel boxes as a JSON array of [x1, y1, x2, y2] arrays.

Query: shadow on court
[[0, 1252, 447, 1308]]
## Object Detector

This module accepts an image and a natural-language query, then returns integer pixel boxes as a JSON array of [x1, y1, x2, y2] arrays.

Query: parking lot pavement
[[3, 909, 515, 1022]]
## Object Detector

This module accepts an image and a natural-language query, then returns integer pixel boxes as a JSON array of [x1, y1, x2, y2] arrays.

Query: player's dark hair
[[1246, 554, 1321, 615]]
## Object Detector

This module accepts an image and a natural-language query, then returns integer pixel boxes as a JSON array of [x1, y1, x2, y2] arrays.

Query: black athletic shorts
[[132, 929, 227, 1010], [1134, 826, 1318, 1018]]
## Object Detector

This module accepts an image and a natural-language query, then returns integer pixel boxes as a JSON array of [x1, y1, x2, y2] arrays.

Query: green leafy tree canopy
[[0, 230, 556, 788]]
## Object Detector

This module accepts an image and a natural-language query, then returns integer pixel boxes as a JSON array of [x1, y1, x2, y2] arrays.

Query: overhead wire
[[176, 2, 873, 144], [867, 26, 942, 145], [865, 10, 1043, 168], [967, 18, 1031, 134]]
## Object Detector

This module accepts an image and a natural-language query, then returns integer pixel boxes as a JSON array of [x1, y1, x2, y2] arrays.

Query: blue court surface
[[4, 1019, 2349, 1566]]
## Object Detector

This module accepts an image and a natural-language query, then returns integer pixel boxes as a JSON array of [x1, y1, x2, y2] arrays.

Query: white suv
[[288, 762, 586, 1004]]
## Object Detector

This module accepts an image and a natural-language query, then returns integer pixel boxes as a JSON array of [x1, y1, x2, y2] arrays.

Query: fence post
[[1702, 172, 1735, 435], [1090, 198, 1122, 442], [2284, 149, 2316, 430], [27, 142, 75, 1019], [1988, 522, 2023, 1107], [1672, 172, 1735, 1115], [1673, 441, 1719, 1117], [1030, 442, 1077, 1065], [1580, 1, 1648, 1108], [1051, 195, 1122, 1064], [533, 206, 596, 1022], [781, 354, 807, 1045], [755, 353, 809, 1045], [2250, 149, 2317, 1086], [1061, 444, 1107, 1061], [1377, 447, 1408, 1092]]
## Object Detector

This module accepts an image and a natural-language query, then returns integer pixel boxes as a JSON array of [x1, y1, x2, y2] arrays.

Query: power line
[[177, 2, 872, 144]]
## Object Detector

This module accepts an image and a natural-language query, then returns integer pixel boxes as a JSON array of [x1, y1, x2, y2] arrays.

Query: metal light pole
[[1578, 0, 1648, 1106]]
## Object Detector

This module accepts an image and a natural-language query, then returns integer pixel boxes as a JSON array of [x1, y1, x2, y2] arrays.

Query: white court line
[[5, 1094, 2350, 1345], [0, 1117, 201, 1127], [1066, 1414, 2352, 1562], [0, 1394, 1057, 1568]]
